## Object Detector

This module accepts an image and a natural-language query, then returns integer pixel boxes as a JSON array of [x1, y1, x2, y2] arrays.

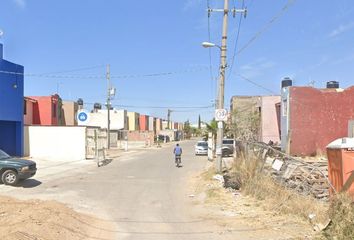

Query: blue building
[[0, 43, 24, 156]]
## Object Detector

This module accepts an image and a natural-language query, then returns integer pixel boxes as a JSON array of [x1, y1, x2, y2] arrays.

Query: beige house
[[127, 112, 140, 131], [229, 95, 281, 144], [62, 101, 78, 126]]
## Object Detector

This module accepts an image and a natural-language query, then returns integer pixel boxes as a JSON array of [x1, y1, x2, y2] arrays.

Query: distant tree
[[198, 115, 201, 129], [183, 120, 192, 139]]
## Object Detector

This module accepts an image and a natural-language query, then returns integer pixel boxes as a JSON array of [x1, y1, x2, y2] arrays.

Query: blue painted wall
[[0, 43, 24, 156]]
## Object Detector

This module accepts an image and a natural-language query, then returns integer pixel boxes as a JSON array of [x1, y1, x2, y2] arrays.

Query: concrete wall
[[127, 131, 154, 147], [230, 96, 261, 125], [282, 86, 354, 156], [24, 126, 86, 161], [230, 96, 261, 113], [62, 101, 78, 126], [0, 43, 24, 156], [88, 109, 127, 130], [260, 96, 281, 144]]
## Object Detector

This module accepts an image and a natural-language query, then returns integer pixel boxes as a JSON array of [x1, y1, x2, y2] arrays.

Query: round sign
[[77, 109, 90, 125], [215, 109, 228, 121], [78, 112, 88, 121]]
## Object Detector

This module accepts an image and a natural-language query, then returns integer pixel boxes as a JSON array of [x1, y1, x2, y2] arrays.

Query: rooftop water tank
[[326, 81, 339, 89], [281, 77, 292, 88], [77, 98, 84, 106]]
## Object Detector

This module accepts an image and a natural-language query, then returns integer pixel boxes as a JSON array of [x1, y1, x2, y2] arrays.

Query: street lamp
[[202, 41, 222, 50], [202, 41, 226, 173]]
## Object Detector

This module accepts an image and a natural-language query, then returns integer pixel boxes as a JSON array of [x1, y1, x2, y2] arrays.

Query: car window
[[0, 149, 10, 160], [197, 142, 208, 147], [222, 140, 234, 145]]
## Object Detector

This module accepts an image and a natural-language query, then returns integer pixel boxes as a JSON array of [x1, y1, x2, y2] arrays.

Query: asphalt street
[[1, 140, 254, 240]]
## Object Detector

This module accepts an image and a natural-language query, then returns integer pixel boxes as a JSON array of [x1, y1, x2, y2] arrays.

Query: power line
[[113, 104, 214, 109], [227, 0, 245, 80], [0, 66, 209, 79], [40, 65, 105, 75], [84, 102, 214, 110], [207, 0, 216, 97], [236, 74, 278, 95], [236, 0, 296, 56]]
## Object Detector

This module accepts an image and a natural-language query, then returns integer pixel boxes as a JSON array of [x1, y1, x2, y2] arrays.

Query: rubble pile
[[251, 143, 332, 200]]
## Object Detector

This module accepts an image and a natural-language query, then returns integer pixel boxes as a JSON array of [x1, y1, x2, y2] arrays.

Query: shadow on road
[[18, 179, 42, 188], [98, 158, 113, 167]]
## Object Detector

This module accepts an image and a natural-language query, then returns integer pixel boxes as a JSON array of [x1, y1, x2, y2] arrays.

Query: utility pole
[[167, 109, 172, 129], [106, 64, 111, 149], [209, 0, 247, 172]]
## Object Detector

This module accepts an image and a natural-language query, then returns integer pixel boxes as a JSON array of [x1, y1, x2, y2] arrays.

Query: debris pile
[[251, 143, 332, 200]]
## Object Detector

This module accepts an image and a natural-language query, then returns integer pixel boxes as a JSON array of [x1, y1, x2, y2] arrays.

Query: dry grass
[[230, 157, 354, 239], [229, 157, 328, 223], [322, 193, 354, 240]]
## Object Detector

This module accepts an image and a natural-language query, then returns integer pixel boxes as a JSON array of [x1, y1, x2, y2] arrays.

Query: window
[[24, 100, 27, 115], [197, 142, 208, 147], [282, 99, 288, 116], [222, 140, 234, 145], [52, 103, 57, 118]]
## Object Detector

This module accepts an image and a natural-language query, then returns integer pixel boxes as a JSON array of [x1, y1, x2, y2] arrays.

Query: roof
[[24, 97, 38, 103], [327, 138, 354, 149]]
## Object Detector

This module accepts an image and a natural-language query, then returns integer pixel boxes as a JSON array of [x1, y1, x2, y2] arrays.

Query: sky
[[1, 0, 354, 124]]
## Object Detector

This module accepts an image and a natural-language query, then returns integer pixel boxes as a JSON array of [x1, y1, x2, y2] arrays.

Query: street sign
[[77, 109, 90, 126], [215, 109, 228, 121]]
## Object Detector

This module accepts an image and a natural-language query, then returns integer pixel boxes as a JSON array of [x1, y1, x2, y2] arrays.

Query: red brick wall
[[127, 131, 154, 145], [289, 86, 354, 156]]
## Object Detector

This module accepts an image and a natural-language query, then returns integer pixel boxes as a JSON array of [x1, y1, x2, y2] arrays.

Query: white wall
[[88, 109, 127, 130], [24, 126, 86, 161], [148, 116, 154, 131]]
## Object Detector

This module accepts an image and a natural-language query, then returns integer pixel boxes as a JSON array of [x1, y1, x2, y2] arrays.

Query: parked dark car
[[0, 149, 37, 186], [156, 135, 170, 143], [222, 139, 235, 157]]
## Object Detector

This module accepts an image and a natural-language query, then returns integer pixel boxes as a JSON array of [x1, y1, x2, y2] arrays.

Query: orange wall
[[30, 95, 60, 126]]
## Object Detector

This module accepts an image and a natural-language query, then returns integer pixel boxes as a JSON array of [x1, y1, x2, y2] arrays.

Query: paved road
[[1, 140, 255, 240]]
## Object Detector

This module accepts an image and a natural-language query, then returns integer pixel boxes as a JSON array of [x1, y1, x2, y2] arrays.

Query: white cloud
[[329, 21, 354, 38], [13, 0, 26, 9]]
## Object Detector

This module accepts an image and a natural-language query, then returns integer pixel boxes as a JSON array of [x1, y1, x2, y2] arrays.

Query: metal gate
[[86, 127, 107, 165]]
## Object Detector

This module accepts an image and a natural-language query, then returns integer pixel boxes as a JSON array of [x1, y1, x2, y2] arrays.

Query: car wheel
[[2, 170, 19, 186]]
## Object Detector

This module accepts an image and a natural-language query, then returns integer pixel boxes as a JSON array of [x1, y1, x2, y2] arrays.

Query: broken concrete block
[[272, 159, 284, 171]]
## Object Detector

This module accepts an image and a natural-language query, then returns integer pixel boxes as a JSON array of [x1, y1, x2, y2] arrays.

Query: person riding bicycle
[[173, 143, 182, 167]]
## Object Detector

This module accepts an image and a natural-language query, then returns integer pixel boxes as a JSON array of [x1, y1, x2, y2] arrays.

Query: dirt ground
[[0, 196, 116, 240], [189, 166, 320, 240]]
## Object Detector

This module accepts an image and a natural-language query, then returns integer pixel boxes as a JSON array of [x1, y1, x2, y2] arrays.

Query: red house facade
[[139, 115, 149, 131], [281, 86, 354, 156], [29, 94, 62, 126]]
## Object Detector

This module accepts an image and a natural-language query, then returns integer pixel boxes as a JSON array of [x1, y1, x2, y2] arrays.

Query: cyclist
[[173, 143, 183, 167]]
